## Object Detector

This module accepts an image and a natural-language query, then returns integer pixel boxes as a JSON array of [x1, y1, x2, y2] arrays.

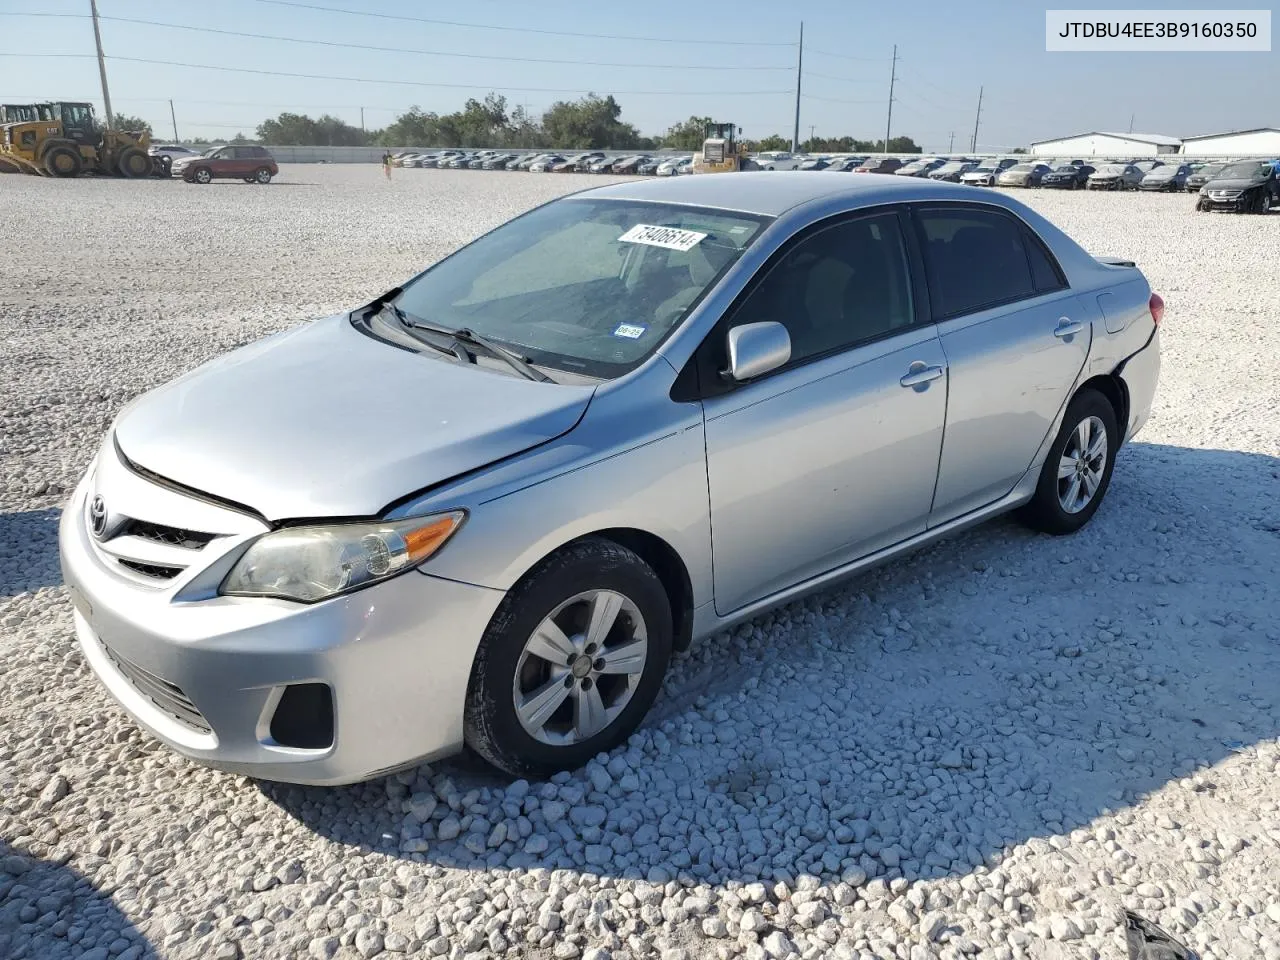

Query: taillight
[[1148, 293, 1165, 326]]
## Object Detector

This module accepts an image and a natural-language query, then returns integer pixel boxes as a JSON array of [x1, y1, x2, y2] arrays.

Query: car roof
[[580, 170, 1014, 217]]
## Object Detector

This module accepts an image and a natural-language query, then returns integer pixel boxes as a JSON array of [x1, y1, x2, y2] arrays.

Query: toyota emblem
[[89, 495, 108, 539]]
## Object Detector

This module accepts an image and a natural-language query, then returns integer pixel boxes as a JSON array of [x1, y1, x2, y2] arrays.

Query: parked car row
[[388, 149, 695, 176]]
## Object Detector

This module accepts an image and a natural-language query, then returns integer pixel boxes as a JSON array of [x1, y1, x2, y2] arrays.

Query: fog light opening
[[269, 683, 334, 750]]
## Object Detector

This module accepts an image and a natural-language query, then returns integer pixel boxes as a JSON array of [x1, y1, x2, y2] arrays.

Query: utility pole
[[970, 85, 983, 153], [169, 99, 179, 142], [89, 0, 114, 128], [809, 124, 816, 143], [1128, 113, 1135, 133], [792, 22, 804, 152], [884, 44, 898, 153], [948, 131, 955, 153], [360, 107, 365, 132]]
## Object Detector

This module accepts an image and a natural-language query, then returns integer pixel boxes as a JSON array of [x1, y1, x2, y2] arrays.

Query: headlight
[[220, 512, 465, 603]]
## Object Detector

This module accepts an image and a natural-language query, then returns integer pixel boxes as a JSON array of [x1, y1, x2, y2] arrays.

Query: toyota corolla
[[61, 173, 1162, 784]]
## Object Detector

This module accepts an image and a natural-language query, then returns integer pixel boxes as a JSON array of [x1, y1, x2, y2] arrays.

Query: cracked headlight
[[220, 512, 465, 603]]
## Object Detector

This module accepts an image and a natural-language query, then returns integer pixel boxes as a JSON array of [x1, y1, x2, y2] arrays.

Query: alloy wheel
[[512, 589, 647, 746], [1057, 415, 1108, 514]]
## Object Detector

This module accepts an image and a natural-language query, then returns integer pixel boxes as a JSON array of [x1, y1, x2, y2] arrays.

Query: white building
[[1179, 128, 1280, 158], [1029, 132, 1182, 158]]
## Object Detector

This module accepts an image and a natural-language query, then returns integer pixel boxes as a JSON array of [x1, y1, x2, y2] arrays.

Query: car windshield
[[1094, 164, 1123, 174], [1009, 164, 1034, 172], [1053, 165, 1076, 172], [1215, 161, 1268, 180], [1194, 164, 1224, 177], [388, 199, 770, 379]]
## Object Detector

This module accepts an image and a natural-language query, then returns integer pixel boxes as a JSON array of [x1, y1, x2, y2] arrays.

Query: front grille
[[100, 642, 211, 733], [122, 520, 216, 550], [117, 559, 184, 580]]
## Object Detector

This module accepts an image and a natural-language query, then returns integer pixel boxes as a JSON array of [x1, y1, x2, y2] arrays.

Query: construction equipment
[[0, 101, 169, 178], [691, 121, 749, 174]]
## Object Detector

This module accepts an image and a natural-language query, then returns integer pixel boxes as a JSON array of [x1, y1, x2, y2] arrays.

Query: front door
[[912, 205, 1091, 525], [700, 210, 948, 614]]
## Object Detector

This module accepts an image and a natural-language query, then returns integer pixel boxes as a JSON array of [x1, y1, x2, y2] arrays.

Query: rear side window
[[1024, 230, 1067, 293], [916, 207, 1036, 318]]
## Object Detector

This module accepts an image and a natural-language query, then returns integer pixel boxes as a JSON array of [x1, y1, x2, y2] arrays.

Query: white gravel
[[2, 166, 1279, 960]]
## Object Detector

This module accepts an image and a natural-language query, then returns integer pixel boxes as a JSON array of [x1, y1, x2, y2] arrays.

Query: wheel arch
[[506, 527, 695, 654], [1074, 373, 1129, 442]]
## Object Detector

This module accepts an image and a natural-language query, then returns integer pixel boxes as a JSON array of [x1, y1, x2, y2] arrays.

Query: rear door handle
[[900, 362, 945, 388], [1054, 318, 1085, 338]]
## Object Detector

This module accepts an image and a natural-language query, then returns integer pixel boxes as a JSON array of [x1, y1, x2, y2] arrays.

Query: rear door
[[913, 204, 1090, 526]]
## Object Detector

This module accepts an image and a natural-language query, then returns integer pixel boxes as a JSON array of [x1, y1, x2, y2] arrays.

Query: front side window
[[389, 199, 769, 378], [729, 212, 916, 363], [917, 207, 1036, 318]]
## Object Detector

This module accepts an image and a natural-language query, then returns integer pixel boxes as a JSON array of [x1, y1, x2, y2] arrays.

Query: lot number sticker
[[618, 224, 707, 252]]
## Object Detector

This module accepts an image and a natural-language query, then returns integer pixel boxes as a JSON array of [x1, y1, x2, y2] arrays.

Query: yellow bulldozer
[[690, 121, 749, 174], [0, 101, 169, 178]]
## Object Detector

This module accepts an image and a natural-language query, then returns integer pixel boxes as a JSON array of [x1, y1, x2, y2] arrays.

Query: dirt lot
[[1, 166, 1278, 960]]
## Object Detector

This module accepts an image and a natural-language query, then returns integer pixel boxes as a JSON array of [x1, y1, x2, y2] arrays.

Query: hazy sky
[[2, 0, 1275, 151]]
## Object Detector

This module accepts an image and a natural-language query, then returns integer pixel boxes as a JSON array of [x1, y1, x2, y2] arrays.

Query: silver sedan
[[61, 173, 1162, 783]]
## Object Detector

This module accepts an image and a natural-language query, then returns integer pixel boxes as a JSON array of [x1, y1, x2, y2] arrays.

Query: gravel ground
[[2, 166, 1278, 960]]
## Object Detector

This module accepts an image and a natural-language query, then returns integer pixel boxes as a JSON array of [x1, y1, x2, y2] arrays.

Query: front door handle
[[900, 362, 945, 388], [1054, 318, 1085, 338]]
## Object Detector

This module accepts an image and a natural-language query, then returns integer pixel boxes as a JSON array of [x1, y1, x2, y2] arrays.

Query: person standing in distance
[[382, 151, 392, 180]]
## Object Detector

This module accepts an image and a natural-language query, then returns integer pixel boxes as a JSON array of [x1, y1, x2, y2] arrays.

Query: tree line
[[121, 95, 923, 153]]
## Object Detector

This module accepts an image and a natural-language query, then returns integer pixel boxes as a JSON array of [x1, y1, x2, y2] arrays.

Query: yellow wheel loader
[[0, 102, 169, 178], [690, 121, 750, 174]]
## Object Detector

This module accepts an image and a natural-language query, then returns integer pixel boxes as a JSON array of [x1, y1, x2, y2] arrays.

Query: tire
[[243, 178, 255, 183], [155, 154, 173, 178], [253, 166, 272, 184], [191, 166, 212, 184], [1019, 388, 1119, 536], [464, 537, 673, 777], [1255, 192, 1271, 214], [44, 145, 82, 178], [118, 147, 150, 178]]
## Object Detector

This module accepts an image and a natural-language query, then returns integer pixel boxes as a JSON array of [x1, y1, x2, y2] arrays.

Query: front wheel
[[464, 537, 673, 777], [1256, 192, 1272, 214], [1019, 388, 1118, 535], [118, 147, 150, 178], [191, 166, 212, 184]]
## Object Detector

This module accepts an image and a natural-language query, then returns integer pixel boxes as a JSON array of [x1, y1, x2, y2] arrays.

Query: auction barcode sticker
[[618, 224, 707, 252], [1046, 10, 1271, 51]]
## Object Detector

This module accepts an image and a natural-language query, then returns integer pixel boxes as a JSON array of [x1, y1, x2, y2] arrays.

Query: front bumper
[[59, 459, 505, 785]]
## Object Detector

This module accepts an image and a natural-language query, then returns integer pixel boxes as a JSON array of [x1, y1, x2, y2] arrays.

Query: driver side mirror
[[722, 322, 791, 382]]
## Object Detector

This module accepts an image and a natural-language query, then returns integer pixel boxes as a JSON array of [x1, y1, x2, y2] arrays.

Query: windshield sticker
[[612, 323, 647, 340], [618, 224, 707, 252]]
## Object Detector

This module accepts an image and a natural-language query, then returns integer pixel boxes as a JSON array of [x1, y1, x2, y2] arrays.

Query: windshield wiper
[[394, 312, 553, 383]]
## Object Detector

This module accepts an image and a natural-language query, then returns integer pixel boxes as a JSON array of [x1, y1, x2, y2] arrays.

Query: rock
[[309, 936, 341, 959], [355, 929, 384, 957], [384, 931, 410, 953], [938, 750, 964, 769], [588, 766, 613, 793], [921, 911, 948, 942], [741, 908, 768, 933], [425, 935, 450, 956], [582, 949, 612, 960], [1050, 916, 1082, 941], [407, 793, 438, 822], [40, 774, 71, 807], [762, 931, 797, 958], [702, 916, 729, 937]]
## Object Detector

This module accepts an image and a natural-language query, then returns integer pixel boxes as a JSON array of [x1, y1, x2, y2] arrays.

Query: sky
[[1, 0, 1275, 151]]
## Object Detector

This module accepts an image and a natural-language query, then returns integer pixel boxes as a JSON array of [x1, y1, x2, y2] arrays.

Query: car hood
[[1204, 177, 1262, 190], [113, 314, 596, 521]]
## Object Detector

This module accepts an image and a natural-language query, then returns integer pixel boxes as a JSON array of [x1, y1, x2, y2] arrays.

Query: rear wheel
[[1019, 388, 1118, 535], [253, 166, 272, 184], [118, 147, 150, 178], [464, 537, 673, 777], [44, 145, 82, 178]]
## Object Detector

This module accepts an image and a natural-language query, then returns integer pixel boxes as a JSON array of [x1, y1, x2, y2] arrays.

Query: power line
[[802, 70, 880, 84], [0, 53, 793, 95], [801, 92, 883, 105], [0, 12, 793, 70], [806, 47, 890, 63], [248, 0, 796, 46]]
